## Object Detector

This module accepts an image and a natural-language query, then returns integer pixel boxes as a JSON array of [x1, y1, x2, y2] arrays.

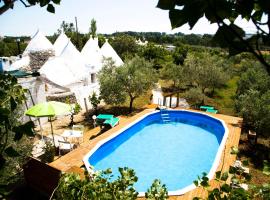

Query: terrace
[[48, 107, 242, 199]]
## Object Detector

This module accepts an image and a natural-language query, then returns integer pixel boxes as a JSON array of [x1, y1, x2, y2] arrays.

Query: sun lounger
[[200, 105, 214, 110], [96, 114, 114, 120], [103, 117, 120, 127], [206, 108, 218, 114]]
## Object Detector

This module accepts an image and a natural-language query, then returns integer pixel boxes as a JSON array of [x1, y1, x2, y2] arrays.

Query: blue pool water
[[87, 111, 226, 192]]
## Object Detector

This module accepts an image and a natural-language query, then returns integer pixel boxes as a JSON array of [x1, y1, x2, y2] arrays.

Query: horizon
[[0, 0, 259, 38]]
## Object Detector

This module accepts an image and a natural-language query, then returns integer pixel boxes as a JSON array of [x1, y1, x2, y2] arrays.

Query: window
[[90, 73, 96, 83]]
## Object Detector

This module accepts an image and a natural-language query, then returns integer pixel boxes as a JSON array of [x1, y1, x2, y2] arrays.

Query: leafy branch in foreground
[[53, 167, 168, 200], [0, 0, 61, 15], [0, 74, 34, 169], [192, 163, 270, 200], [157, 0, 270, 74]]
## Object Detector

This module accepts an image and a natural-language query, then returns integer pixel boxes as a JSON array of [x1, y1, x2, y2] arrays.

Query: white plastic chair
[[72, 125, 84, 143], [58, 140, 74, 156]]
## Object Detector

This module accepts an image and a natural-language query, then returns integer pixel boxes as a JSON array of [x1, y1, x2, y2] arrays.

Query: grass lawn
[[208, 76, 239, 116]]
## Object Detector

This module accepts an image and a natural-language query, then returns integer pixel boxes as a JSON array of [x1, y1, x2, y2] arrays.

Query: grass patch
[[210, 76, 239, 115]]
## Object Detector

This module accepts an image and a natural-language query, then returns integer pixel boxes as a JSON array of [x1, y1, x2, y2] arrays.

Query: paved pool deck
[[49, 108, 242, 199]]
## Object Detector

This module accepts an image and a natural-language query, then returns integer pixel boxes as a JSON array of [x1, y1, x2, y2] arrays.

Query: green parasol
[[25, 101, 71, 147]]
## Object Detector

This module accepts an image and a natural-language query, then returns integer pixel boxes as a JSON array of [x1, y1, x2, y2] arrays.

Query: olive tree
[[98, 56, 158, 113], [117, 56, 158, 113], [184, 52, 228, 96], [110, 34, 139, 59], [235, 64, 270, 138], [160, 63, 186, 88], [98, 58, 126, 107]]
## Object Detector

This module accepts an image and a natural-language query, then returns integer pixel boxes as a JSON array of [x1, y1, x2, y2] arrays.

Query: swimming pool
[[83, 110, 228, 196]]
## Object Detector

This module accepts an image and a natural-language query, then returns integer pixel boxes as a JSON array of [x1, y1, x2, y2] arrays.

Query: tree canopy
[[90, 18, 97, 38], [98, 57, 157, 113], [157, 0, 270, 74], [110, 34, 139, 59]]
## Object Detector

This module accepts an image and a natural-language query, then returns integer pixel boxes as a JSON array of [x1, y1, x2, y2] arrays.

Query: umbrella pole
[[49, 117, 56, 148], [37, 118, 43, 140]]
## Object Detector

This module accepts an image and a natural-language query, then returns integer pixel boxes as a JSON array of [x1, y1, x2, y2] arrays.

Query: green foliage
[[235, 59, 270, 137], [263, 160, 270, 176], [0, 74, 34, 169], [0, 135, 32, 196], [40, 141, 55, 163], [184, 87, 204, 108], [160, 63, 185, 88], [250, 183, 270, 200], [139, 43, 172, 70], [157, 0, 270, 73], [98, 56, 157, 113], [194, 167, 252, 200], [65, 97, 81, 126], [90, 18, 97, 38], [0, 0, 62, 14], [172, 45, 188, 65], [110, 34, 139, 59], [184, 52, 229, 95], [89, 92, 100, 114], [98, 58, 126, 106], [55, 167, 139, 200], [145, 179, 168, 200], [237, 64, 270, 96], [55, 21, 87, 51], [57, 21, 75, 34], [0, 40, 27, 57], [54, 167, 169, 200], [230, 146, 239, 155], [0, 74, 34, 196], [235, 89, 270, 136]]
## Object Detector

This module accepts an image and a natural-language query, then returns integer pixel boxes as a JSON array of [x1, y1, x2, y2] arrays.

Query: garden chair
[[72, 125, 84, 143], [58, 140, 74, 156]]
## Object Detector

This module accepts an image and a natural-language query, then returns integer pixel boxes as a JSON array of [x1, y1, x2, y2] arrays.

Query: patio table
[[61, 130, 83, 145]]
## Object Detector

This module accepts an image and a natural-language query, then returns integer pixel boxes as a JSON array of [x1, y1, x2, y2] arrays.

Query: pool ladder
[[160, 108, 171, 123]]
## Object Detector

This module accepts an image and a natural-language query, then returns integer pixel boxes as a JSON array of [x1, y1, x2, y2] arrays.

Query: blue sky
[[0, 0, 258, 37]]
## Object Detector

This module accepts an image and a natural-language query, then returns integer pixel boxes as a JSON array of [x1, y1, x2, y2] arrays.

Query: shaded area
[[238, 133, 270, 185]]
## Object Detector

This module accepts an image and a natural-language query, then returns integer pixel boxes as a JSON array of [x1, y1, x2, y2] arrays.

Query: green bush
[[54, 167, 168, 200], [40, 141, 55, 163]]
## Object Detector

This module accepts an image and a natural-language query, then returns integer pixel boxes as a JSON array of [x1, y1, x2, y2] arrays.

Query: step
[[162, 116, 170, 119], [161, 113, 169, 116]]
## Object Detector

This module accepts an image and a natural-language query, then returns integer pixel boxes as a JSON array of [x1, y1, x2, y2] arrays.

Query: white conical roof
[[23, 30, 54, 54], [81, 37, 103, 72], [39, 40, 89, 86], [53, 32, 69, 56], [100, 40, 124, 66]]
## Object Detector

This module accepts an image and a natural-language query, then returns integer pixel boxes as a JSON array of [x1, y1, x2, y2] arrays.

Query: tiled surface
[[49, 109, 242, 200]]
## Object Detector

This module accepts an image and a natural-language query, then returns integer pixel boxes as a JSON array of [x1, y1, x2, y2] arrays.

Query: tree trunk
[[129, 96, 135, 113], [70, 114, 74, 127]]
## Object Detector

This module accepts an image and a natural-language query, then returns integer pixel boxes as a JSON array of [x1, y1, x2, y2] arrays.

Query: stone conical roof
[[100, 40, 124, 66], [53, 32, 69, 56], [23, 29, 54, 54]]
